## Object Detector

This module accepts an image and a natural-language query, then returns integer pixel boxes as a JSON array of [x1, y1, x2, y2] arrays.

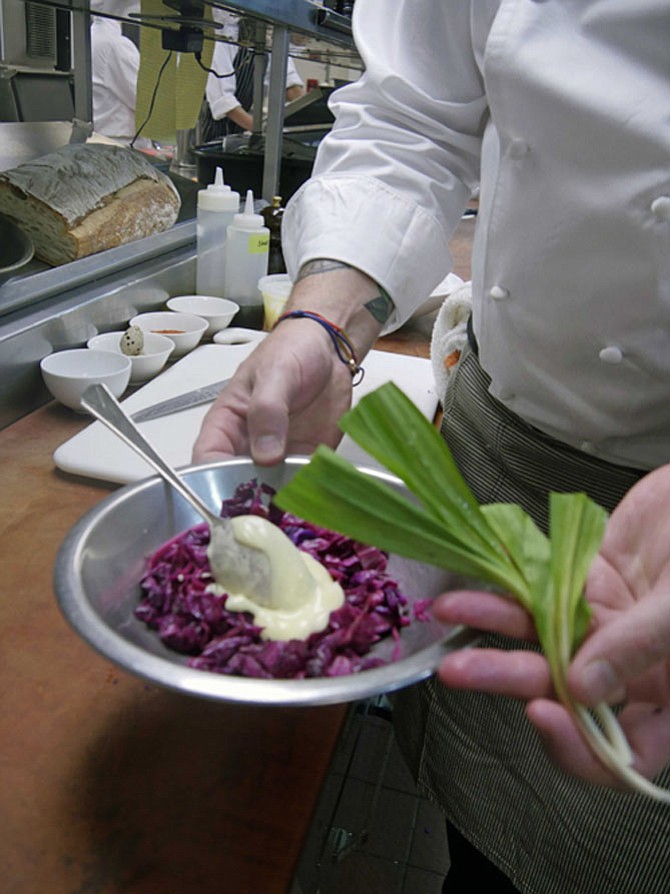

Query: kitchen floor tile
[[383, 734, 422, 794], [316, 850, 405, 894], [291, 699, 449, 894], [402, 865, 447, 894], [363, 786, 419, 863], [409, 798, 450, 875], [347, 715, 394, 782]]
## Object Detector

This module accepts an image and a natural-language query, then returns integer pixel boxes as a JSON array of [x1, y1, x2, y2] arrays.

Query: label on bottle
[[248, 234, 270, 255]]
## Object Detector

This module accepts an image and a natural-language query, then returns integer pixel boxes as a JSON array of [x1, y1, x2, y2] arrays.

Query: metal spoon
[[80, 383, 271, 603]]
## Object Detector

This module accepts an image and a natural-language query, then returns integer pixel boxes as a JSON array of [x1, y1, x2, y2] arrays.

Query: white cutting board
[[53, 343, 438, 484]]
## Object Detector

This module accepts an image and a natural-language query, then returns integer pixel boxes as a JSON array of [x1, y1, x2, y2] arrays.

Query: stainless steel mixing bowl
[[54, 457, 477, 706]]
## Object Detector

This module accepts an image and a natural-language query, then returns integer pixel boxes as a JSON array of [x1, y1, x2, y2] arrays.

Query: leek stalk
[[276, 382, 670, 803]]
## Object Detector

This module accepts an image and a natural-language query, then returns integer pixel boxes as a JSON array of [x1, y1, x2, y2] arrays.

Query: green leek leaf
[[277, 446, 527, 594], [532, 493, 606, 683], [480, 503, 550, 612], [339, 384, 511, 561], [275, 381, 670, 802]]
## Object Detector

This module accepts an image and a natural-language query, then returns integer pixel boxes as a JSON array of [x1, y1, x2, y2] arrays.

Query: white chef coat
[[91, 16, 140, 142], [283, 0, 670, 471], [206, 24, 305, 123]]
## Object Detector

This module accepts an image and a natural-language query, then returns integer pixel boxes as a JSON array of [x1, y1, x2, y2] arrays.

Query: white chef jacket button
[[580, 441, 596, 454], [599, 345, 623, 364], [509, 139, 530, 160], [489, 285, 510, 301], [651, 196, 670, 222]]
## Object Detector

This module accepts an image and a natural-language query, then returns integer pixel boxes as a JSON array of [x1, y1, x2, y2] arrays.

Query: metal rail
[[201, 1, 353, 47]]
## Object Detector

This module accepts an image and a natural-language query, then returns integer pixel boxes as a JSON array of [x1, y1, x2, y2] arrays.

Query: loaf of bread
[[0, 143, 181, 266]]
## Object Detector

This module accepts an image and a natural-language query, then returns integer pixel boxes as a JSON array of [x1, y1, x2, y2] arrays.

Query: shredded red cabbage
[[136, 479, 419, 679]]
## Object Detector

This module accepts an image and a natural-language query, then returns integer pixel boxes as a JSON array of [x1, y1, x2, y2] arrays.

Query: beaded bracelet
[[273, 310, 365, 385]]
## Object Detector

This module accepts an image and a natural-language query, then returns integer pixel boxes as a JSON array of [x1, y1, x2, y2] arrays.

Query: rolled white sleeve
[[283, 0, 486, 329], [206, 40, 241, 120], [207, 40, 305, 121], [285, 55, 304, 91]]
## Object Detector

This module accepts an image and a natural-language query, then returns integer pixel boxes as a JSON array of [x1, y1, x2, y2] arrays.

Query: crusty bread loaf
[[0, 143, 181, 266]]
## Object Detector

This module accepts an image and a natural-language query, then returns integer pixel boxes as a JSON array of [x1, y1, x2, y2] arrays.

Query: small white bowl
[[129, 311, 208, 358], [86, 331, 175, 383], [167, 295, 239, 336], [40, 348, 131, 412]]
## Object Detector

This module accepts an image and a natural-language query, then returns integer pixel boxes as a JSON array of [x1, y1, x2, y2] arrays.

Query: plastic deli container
[[258, 273, 293, 330]]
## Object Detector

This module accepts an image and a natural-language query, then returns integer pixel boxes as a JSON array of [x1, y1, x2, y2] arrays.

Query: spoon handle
[[80, 383, 218, 525]]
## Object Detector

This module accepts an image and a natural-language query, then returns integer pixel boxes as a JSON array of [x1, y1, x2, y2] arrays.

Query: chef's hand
[[433, 463, 670, 788], [192, 261, 388, 465], [193, 321, 352, 464]]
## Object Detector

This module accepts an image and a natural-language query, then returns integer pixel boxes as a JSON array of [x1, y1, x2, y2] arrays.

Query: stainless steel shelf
[[202, 1, 353, 46], [31, 1, 354, 47]]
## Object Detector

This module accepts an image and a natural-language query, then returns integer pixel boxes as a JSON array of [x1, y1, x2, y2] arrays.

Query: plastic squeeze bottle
[[195, 167, 240, 297], [223, 189, 270, 329]]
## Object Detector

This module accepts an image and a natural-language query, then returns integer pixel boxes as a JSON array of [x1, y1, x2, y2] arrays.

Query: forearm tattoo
[[297, 259, 395, 324], [296, 259, 351, 281], [364, 289, 394, 324]]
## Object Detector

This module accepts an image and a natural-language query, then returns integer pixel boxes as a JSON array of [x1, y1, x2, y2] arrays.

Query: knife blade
[[130, 377, 231, 423]]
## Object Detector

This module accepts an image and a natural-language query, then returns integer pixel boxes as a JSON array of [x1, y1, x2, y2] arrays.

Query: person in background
[[90, 0, 142, 144], [193, 2, 670, 893], [200, 13, 305, 141]]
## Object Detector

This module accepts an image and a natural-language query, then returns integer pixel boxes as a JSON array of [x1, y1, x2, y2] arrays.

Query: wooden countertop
[[0, 216, 473, 894], [0, 401, 348, 894]]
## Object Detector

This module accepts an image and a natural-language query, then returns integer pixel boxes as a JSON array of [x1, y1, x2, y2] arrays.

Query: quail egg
[[119, 325, 144, 357]]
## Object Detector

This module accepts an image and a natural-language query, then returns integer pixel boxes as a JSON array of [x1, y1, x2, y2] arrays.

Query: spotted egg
[[119, 325, 144, 357]]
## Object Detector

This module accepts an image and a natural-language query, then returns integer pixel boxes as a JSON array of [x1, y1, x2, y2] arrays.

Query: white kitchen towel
[[429, 280, 472, 403]]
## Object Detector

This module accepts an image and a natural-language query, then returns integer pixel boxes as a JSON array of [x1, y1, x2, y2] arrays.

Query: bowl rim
[[130, 311, 209, 334], [167, 295, 240, 316], [53, 456, 477, 707], [258, 273, 292, 286], [86, 330, 176, 357], [40, 347, 132, 376]]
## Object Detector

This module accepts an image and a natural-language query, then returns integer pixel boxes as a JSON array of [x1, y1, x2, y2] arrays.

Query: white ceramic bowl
[[129, 311, 208, 358], [40, 348, 131, 411], [86, 331, 175, 383], [166, 295, 239, 336]]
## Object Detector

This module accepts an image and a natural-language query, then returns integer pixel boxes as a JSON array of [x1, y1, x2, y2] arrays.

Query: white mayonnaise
[[208, 514, 345, 641]]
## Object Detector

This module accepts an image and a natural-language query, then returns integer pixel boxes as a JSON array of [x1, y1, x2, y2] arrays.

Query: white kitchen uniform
[[90, 16, 140, 143], [205, 22, 304, 126], [282, 2, 670, 892], [283, 0, 670, 472]]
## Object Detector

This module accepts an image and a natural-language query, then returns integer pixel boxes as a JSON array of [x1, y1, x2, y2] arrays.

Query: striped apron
[[392, 345, 670, 894]]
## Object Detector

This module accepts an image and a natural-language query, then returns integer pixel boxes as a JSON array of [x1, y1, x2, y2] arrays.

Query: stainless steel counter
[[0, 221, 197, 430]]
